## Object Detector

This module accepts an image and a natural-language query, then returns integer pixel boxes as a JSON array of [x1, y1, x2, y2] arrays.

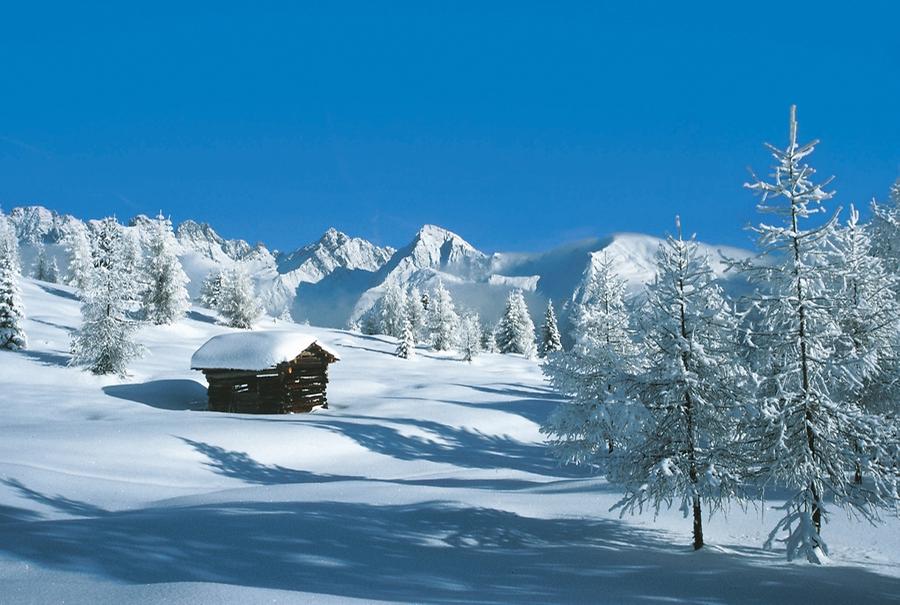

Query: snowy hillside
[[1, 279, 897, 604], [7, 205, 751, 333]]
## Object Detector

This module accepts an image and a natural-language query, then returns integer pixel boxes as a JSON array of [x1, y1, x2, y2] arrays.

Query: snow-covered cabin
[[190, 331, 340, 413]]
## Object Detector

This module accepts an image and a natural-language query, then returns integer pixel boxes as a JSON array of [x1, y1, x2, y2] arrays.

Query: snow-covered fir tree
[[140, 213, 190, 325], [870, 179, 900, 298], [541, 252, 640, 466], [496, 289, 536, 357], [480, 323, 497, 353], [378, 282, 408, 338], [539, 300, 563, 357], [32, 244, 58, 283], [733, 106, 898, 564], [396, 316, 416, 359], [216, 265, 261, 329], [405, 286, 426, 342], [609, 221, 750, 551], [62, 224, 94, 294], [198, 270, 223, 309], [0, 211, 27, 350], [426, 280, 459, 351], [458, 312, 482, 362], [70, 217, 143, 375], [830, 205, 900, 482]]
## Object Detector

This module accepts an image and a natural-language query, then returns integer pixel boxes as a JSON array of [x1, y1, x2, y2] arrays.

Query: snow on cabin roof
[[190, 331, 340, 371]]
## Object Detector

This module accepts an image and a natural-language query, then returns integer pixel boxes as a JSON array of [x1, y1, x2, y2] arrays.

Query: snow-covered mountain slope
[[0, 280, 897, 604], [276, 227, 395, 288], [296, 225, 751, 333], [7, 205, 752, 332]]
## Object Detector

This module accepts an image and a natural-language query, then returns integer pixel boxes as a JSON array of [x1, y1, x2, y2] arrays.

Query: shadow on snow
[[1, 478, 898, 604], [103, 379, 208, 411]]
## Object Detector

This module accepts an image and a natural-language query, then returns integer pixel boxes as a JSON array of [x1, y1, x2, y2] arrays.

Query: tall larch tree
[[405, 286, 426, 342], [609, 221, 750, 551], [140, 213, 190, 325], [542, 253, 640, 466], [70, 218, 143, 375], [734, 106, 897, 563]]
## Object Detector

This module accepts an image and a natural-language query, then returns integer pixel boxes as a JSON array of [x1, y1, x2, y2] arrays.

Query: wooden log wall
[[203, 351, 330, 414]]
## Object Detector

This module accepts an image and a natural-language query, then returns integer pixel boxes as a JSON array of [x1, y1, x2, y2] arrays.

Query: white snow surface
[[1, 279, 898, 604], [191, 330, 340, 370]]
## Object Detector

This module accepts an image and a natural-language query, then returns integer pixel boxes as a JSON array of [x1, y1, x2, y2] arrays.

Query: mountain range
[[5, 205, 751, 337]]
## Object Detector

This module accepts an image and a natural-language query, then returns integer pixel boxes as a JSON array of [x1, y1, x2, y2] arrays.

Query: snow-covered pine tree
[[870, 179, 900, 298], [405, 286, 426, 342], [480, 323, 497, 353], [32, 244, 56, 282], [46, 256, 59, 284], [420, 291, 430, 312], [63, 224, 94, 294], [140, 213, 190, 325], [458, 312, 482, 362], [733, 106, 898, 563], [396, 316, 416, 359], [70, 217, 143, 374], [496, 289, 536, 357], [0, 211, 27, 350], [539, 299, 563, 357], [830, 205, 900, 481], [541, 252, 640, 466], [378, 282, 408, 338], [198, 270, 223, 309], [609, 220, 750, 551], [426, 280, 459, 351], [216, 265, 261, 329]]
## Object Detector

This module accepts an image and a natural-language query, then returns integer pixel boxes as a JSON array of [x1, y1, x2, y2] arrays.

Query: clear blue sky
[[1, 2, 897, 252]]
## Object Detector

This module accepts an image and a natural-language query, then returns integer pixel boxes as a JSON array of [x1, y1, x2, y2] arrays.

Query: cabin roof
[[190, 331, 340, 371]]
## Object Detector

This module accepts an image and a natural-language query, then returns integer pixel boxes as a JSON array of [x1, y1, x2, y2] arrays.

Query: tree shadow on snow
[[2, 478, 898, 604], [34, 283, 79, 301], [229, 414, 592, 479], [186, 310, 218, 324], [20, 349, 71, 367], [180, 437, 559, 491], [103, 379, 208, 411]]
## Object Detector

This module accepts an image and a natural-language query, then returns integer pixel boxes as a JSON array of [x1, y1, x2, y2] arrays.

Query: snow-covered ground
[[1, 280, 898, 604]]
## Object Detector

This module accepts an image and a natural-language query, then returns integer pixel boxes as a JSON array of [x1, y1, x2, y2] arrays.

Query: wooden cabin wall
[[202, 351, 330, 414]]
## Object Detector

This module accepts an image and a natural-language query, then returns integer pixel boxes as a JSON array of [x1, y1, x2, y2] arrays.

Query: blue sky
[[1, 2, 897, 252]]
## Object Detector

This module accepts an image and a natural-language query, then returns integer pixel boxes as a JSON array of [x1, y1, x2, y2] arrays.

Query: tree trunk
[[692, 494, 704, 550]]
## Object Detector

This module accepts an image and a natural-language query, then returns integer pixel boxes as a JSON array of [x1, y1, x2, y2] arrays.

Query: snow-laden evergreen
[[870, 179, 900, 298], [216, 265, 261, 329], [405, 286, 426, 342], [458, 312, 482, 362], [198, 270, 223, 309], [0, 211, 27, 350], [541, 253, 641, 466], [140, 213, 190, 325], [378, 282, 408, 339], [495, 289, 536, 357], [481, 323, 497, 353], [733, 107, 898, 564], [609, 222, 750, 551], [70, 217, 143, 375], [396, 316, 416, 359], [62, 223, 94, 294], [539, 300, 562, 357], [426, 280, 459, 351], [32, 244, 58, 283]]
